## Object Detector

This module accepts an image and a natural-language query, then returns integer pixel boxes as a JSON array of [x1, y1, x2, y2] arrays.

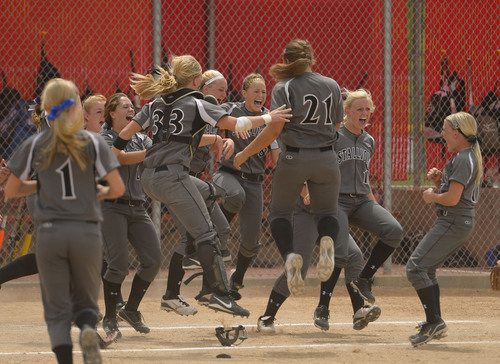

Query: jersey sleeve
[[195, 99, 229, 127], [89, 133, 121, 179], [333, 83, 344, 125], [270, 82, 290, 111], [133, 102, 153, 130], [6, 134, 39, 180], [270, 139, 280, 150], [99, 130, 115, 148], [142, 134, 153, 149]]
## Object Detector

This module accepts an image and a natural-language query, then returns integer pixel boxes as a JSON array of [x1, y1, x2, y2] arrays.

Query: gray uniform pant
[[173, 176, 230, 255], [36, 221, 101, 349], [269, 148, 340, 260], [406, 213, 475, 290], [212, 171, 263, 257], [273, 204, 364, 297], [142, 166, 217, 247], [336, 195, 404, 268], [101, 203, 161, 283]]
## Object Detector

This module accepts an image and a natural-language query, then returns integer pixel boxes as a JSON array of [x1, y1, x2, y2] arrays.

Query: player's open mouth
[[254, 100, 262, 107], [126, 116, 134, 121]]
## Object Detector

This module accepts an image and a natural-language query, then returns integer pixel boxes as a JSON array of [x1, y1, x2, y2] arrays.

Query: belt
[[189, 171, 204, 178], [155, 165, 190, 173], [219, 166, 263, 182], [105, 198, 143, 207], [44, 220, 97, 225], [285, 145, 332, 152], [341, 193, 365, 198]]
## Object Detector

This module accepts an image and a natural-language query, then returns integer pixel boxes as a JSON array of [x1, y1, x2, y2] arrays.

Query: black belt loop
[[438, 210, 448, 217], [285, 145, 332, 152], [105, 198, 143, 207], [219, 166, 263, 182]]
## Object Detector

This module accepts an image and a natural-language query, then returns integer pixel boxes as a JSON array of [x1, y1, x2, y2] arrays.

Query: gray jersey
[[271, 72, 343, 148], [100, 129, 152, 201], [219, 102, 278, 175], [437, 149, 480, 216], [7, 130, 119, 222], [133, 89, 228, 169], [335, 124, 375, 195]]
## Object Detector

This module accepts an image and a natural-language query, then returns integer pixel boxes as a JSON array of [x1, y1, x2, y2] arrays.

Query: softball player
[[0, 100, 47, 288], [234, 39, 341, 296], [5, 78, 124, 364], [257, 186, 380, 333], [112, 56, 290, 317], [319, 89, 403, 317], [83, 94, 106, 133], [162, 70, 233, 316], [100, 93, 161, 338], [407, 112, 482, 347], [212, 73, 280, 298]]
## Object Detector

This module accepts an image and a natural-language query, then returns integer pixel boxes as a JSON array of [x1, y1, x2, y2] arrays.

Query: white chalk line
[[0, 320, 490, 357]]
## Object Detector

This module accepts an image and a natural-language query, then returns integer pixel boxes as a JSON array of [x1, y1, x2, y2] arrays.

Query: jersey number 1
[[56, 159, 76, 200]]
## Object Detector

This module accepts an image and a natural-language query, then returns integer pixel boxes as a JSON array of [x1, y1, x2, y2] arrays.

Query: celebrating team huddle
[[1, 39, 483, 364]]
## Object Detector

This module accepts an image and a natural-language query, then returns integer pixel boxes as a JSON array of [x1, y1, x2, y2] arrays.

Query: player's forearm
[[199, 134, 221, 147], [240, 123, 283, 160], [115, 150, 146, 165], [5, 177, 37, 198], [217, 115, 269, 132], [112, 121, 143, 154]]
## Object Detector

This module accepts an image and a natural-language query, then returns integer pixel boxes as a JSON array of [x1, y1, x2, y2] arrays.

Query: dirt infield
[[1, 274, 499, 363]]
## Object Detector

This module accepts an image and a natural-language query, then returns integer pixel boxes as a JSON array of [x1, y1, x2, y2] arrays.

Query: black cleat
[[118, 308, 150, 334], [410, 319, 447, 347], [313, 305, 330, 331], [102, 317, 122, 340], [350, 277, 375, 304], [208, 293, 250, 317]]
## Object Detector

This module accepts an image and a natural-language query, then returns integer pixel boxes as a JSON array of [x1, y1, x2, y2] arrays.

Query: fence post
[[151, 0, 162, 238], [382, 0, 393, 274]]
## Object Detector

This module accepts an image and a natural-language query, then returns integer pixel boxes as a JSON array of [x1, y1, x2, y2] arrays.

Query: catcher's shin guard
[[210, 251, 231, 294]]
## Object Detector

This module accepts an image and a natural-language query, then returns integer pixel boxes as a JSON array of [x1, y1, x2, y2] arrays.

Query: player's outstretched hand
[[268, 105, 292, 123], [234, 130, 250, 140]]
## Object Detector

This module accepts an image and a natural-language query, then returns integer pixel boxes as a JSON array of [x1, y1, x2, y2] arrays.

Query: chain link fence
[[1, 0, 498, 273]]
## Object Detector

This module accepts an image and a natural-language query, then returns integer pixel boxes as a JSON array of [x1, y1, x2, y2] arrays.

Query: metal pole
[[382, 0, 393, 273], [151, 0, 162, 237], [412, 0, 424, 187], [207, 0, 216, 175], [207, 0, 216, 69]]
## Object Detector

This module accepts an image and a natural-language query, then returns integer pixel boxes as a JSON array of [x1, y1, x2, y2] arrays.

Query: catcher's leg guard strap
[[198, 241, 231, 294]]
